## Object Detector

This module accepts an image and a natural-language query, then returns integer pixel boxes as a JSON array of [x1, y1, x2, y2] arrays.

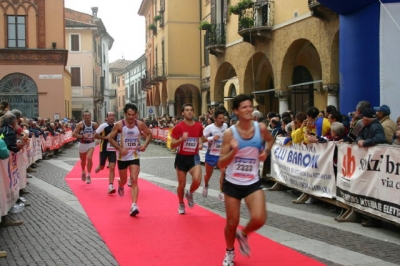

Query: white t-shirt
[[203, 123, 228, 156]]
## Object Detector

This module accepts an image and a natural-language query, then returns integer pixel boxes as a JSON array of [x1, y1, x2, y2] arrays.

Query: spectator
[[0, 112, 24, 153], [325, 105, 337, 119], [252, 110, 262, 122], [356, 108, 386, 147], [348, 100, 371, 141], [373, 104, 397, 144], [0, 137, 9, 159], [393, 116, 400, 145], [291, 111, 307, 144], [303, 107, 331, 144]]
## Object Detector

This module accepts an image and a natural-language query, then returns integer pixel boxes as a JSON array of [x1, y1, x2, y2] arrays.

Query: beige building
[[139, 0, 202, 117], [0, 0, 69, 120], [201, 0, 339, 116], [65, 7, 114, 122]]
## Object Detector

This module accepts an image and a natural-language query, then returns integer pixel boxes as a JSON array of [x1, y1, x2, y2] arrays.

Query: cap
[[373, 104, 390, 115], [362, 108, 377, 118]]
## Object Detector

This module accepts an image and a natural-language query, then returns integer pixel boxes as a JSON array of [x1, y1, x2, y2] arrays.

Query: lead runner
[[218, 94, 274, 266]]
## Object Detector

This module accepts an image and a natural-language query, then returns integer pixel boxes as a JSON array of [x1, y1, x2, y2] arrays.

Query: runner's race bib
[[182, 137, 198, 153], [124, 137, 139, 151], [232, 157, 256, 179]]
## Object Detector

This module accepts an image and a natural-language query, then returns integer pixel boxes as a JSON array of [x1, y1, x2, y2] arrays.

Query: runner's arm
[[94, 123, 108, 139], [139, 122, 152, 150], [217, 129, 237, 169], [259, 122, 274, 162], [108, 123, 122, 152], [72, 123, 83, 139]]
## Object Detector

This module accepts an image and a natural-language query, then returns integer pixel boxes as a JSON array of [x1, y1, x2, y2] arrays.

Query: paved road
[[0, 142, 399, 266]]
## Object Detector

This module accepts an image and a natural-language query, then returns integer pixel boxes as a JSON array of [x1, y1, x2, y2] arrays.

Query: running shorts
[[222, 179, 263, 200], [117, 159, 140, 170], [205, 153, 219, 167], [174, 153, 200, 172], [78, 142, 96, 153], [99, 151, 116, 166]]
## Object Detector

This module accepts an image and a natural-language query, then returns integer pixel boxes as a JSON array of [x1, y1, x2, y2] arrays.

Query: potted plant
[[229, 0, 254, 15], [199, 21, 211, 30], [154, 15, 162, 22], [239, 17, 254, 28], [148, 23, 157, 33]]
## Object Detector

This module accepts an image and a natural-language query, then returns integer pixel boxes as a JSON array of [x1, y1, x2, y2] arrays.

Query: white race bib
[[182, 137, 198, 153]]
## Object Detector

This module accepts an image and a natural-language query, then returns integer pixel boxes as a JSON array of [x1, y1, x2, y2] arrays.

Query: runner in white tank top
[[108, 103, 152, 217], [72, 110, 99, 184]]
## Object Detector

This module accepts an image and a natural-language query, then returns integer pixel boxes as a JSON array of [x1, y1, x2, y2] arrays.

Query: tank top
[[80, 122, 95, 144], [118, 120, 140, 161], [225, 122, 263, 186]]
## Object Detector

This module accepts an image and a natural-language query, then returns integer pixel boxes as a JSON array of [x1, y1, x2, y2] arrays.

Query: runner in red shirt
[[171, 103, 203, 214]]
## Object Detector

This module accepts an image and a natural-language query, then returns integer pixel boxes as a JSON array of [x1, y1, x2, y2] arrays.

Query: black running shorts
[[222, 179, 263, 200], [174, 153, 200, 172], [117, 159, 140, 170], [99, 151, 116, 166]]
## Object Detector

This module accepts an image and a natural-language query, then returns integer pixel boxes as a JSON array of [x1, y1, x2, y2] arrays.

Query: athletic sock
[[226, 248, 234, 251]]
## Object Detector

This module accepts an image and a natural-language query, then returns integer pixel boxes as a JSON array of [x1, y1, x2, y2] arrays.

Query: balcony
[[237, 1, 274, 44], [146, 63, 167, 85], [308, 0, 337, 21], [205, 23, 226, 57]]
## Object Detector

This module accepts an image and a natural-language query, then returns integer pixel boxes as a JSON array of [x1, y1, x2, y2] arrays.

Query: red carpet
[[65, 146, 324, 266]]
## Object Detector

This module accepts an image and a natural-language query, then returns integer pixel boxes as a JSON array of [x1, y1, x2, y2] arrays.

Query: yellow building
[[0, 0, 69, 120], [201, 0, 339, 116], [139, 0, 202, 117]]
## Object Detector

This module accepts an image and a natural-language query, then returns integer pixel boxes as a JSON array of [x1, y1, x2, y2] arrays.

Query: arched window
[[290, 65, 314, 113]]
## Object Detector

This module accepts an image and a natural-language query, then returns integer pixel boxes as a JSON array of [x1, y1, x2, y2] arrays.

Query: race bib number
[[124, 137, 139, 150], [211, 140, 222, 154], [232, 157, 256, 179], [106, 142, 116, 151], [182, 137, 198, 153]]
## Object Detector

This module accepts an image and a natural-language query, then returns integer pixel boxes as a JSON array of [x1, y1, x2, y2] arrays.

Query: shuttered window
[[71, 67, 81, 86]]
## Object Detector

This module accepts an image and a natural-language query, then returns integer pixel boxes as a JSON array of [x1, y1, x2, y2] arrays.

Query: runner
[[170, 103, 203, 214], [72, 111, 99, 184], [94, 112, 117, 194], [108, 103, 152, 216], [217, 94, 274, 266], [202, 109, 228, 200]]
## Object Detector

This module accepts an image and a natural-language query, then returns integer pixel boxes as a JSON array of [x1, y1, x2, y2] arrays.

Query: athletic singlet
[[203, 123, 228, 156], [225, 122, 263, 186], [80, 122, 95, 143], [118, 120, 140, 161], [96, 122, 115, 152]]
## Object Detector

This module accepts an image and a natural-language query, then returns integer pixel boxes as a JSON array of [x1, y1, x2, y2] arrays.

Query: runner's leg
[[242, 189, 267, 235], [129, 164, 140, 203], [176, 169, 187, 203], [204, 162, 214, 187], [86, 147, 94, 175], [188, 164, 201, 193], [224, 195, 241, 249]]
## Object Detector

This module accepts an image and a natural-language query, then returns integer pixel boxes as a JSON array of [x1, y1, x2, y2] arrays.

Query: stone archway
[[174, 84, 201, 116], [0, 72, 39, 118]]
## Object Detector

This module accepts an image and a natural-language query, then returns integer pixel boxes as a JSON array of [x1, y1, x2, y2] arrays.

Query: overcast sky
[[64, 0, 145, 63]]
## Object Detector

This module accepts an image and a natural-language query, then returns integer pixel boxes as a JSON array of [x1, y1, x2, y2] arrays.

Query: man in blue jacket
[[356, 108, 387, 147]]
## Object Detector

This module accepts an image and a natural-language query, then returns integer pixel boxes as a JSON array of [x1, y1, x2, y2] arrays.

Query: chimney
[[91, 7, 98, 18]]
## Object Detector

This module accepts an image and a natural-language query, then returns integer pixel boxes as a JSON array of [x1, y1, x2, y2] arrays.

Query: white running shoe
[[202, 185, 208, 198], [86, 176, 91, 184], [127, 178, 132, 187], [178, 203, 185, 214], [185, 190, 194, 208], [108, 187, 116, 194], [222, 250, 235, 266], [218, 192, 225, 201], [236, 230, 250, 257], [130, 205, 139, 216]]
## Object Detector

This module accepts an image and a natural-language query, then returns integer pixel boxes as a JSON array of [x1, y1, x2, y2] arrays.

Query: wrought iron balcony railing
[[205, 23, 226, 57]]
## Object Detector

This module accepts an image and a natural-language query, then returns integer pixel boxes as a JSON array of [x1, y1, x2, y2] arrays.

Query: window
[[70, 67, 81, 86], [71, 34, 80, 51], [7, 16, 26, 48]]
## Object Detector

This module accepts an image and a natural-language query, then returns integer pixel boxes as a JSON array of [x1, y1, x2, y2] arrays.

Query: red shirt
[[171, 121, 203, 155]]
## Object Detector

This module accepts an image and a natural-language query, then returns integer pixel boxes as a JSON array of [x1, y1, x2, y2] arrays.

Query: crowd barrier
[[0, 130, 76, 221], [270, 137, 400, 225]]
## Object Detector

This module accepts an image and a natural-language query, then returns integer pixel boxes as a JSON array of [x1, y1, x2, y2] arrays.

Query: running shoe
[[178, 203, 185, 214], [108, 187, 116, 194], [127, 178, 132, 187], [218, 192, 225, 201], [185, 190, 194, 208], [222, 250, 235, 266], [86, 176, 91, 184], [130, 205, 139, 217], [81, 172, 86, 182], [236, 230, 250, 257], [202, 185, 208, 198], [118, 186, 124, 197], [95, 167, 101, 174]]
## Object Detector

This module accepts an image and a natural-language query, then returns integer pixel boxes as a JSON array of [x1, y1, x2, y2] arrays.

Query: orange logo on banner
[[342, 147, 356, 178]]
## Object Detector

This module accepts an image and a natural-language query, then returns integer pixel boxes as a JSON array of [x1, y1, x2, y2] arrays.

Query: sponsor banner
[[0, 152, 22, 217], [337, 144, 400, 223], [271, 138, 336, 198]]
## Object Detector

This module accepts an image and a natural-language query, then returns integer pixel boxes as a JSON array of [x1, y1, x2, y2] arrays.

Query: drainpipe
[[199, 0, 203, 115]]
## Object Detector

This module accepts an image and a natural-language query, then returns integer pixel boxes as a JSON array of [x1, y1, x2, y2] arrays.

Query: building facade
[[65, 7, 114, 122], [200, 0, 339, 116], [138, 0, 202, 117], [0, 0, 70, 120]]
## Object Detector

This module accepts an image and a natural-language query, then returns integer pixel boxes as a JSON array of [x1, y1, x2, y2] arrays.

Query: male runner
[[202, 109, 228, 200], [72, 111, 99, 184], [108, 103, 152, 216], [94, 112, 117, 194], [170, 103, 203, 214], [218, 94, 274, 266]]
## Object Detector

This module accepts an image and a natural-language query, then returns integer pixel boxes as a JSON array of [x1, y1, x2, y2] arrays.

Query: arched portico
[[174, 84, 201, 117]]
